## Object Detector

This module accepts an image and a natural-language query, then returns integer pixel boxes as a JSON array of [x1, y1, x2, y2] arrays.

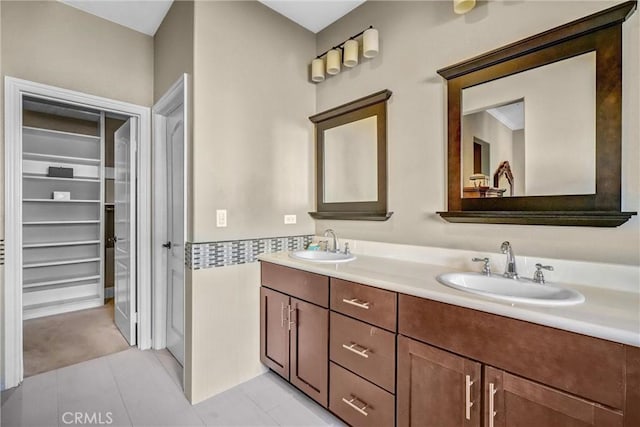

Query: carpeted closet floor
[[23, 299, 130, 377]]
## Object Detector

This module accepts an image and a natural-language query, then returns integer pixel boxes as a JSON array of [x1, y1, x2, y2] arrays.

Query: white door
[[165, 104, 185, 365], [114, 119, 137, 345]]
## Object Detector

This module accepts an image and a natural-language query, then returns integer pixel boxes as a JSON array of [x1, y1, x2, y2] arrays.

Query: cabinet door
[[484, 366, 623, 427], [260, 287, 290, 380], [397, 336, 481, 427], [290, 297, 329, 407]]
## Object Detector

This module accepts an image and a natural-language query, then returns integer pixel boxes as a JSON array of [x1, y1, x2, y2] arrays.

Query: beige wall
[[154, 0, 194, 103], [153, 0, 195, 240], [1, 1, 153, 107], [315, 1, 640, 266], [187, 0, 315, 403]]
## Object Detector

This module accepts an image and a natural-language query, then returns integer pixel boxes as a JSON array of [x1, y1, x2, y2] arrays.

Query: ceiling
[[59, 0, 365, 36], [59, 0, 174, 36], [487, 101, 525, 131], [259, 0, 366, 33]]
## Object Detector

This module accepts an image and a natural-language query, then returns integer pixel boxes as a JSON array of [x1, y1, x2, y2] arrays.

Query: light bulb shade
[[453, 0, 476, 14], [311, 58, 325, 82], [326, 49, 341, 75], [343, 39, 359, 67], [363, 28, 379, 58]]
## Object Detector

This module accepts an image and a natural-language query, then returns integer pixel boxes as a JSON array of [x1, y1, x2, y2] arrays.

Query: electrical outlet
[[216, 209, 227, 227], [284, 214, 297, 224]]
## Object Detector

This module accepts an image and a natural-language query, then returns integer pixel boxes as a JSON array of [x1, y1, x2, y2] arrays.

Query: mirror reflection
[[461, 52, 596, 198], [324, 116, 378, 203]]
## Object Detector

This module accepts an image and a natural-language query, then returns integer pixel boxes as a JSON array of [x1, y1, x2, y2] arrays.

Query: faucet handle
[[343, 242, 351, 255], [533, 263, 554, 284], [472, 257, 491, 275]]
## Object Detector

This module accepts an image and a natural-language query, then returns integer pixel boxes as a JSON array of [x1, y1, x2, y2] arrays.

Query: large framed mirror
[[309, 90, 393, 221], [436, 1, 637, 227]]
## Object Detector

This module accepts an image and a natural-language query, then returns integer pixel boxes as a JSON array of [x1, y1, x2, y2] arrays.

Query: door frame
[[151, 74, 189, 355], [2, 76, 152, 390]]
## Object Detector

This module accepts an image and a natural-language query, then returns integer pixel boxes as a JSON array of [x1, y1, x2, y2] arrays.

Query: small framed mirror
[[309, 90, 393, 221]]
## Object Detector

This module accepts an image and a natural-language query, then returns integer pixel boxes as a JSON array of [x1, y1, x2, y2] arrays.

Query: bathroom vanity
[[258, 253, 639, 427]]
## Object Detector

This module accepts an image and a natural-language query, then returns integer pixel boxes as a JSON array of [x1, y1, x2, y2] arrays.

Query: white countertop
[[259, 251, 640, 347]]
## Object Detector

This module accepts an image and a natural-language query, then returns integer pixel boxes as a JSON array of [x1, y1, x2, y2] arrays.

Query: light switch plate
[[284, 214, 297, 224], [216, 209, 227, 227]]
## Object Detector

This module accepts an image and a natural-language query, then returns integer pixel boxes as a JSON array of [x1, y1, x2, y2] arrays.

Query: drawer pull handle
[[465, 374, 474, 421], [342, 343, 370, 358], [342, 396, 369, 416], [488, 382, 497, 427], [287, 305, 296, 331], [342, 298, 370, 309], [280, 302, 285, 328]]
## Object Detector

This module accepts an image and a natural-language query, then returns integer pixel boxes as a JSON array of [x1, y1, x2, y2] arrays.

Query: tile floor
[[1, 348, 346, 427]]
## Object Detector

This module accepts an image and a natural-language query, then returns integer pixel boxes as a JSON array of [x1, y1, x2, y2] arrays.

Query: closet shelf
[[23, 152, 100, 165], [23, 220, 100, 225], [23, 275, 101, 289], [23, 126, 101, 140], [23, 257, 100, 269], [23, 198, 101, 203], [23, 240, 100, 248], [23, 294, 101, 312], [22, 174, 100, 183]]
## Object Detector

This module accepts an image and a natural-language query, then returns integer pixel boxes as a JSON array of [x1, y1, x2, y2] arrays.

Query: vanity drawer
[[329, 362, 395, 427], [330, 312, 396, 393], [261, 262, 328, 308], [330, 278, 397, 331]]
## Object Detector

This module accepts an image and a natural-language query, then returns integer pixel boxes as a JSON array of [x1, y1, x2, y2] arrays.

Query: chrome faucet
[[500, 241, 518, 279], [323, 229, 339, 253]]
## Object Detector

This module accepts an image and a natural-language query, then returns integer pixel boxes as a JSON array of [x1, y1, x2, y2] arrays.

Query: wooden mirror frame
[[309, 89, 393, 221], [436, 1, 637, 227]]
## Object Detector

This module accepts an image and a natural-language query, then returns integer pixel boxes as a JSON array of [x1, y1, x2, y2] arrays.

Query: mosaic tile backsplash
[[186, 235, 314, 270]]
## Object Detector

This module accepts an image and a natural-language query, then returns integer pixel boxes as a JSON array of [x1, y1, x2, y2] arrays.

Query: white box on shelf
[[52, 191, 71, 201]]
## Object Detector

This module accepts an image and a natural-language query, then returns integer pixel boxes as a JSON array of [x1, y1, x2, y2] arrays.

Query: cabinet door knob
[[341, 396, 369, 416]]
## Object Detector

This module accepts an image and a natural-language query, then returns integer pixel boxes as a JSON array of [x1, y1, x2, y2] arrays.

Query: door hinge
[[133, 312, 139, 323]]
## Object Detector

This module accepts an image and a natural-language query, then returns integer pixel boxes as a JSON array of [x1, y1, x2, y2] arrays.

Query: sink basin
[[436, 272, 584, 306], [289, 250, 356, 263]]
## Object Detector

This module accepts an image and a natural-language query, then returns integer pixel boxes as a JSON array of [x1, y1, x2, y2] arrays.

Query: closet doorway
[[3, 77, 152, 390]]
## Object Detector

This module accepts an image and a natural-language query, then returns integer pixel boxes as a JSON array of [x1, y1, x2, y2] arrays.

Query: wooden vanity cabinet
[[397, 336, 481, 427], [260, 262, 639, 427], [483, 366, 623, 427], [259, 287, 290, 379], [397, 294, 632, 427], [397, 336, 623, 427], [289, 297, 329, 406], [260, 263, 329, 407]]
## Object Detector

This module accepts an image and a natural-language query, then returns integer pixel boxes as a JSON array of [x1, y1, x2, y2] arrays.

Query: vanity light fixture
[[453, 0, 476, 14], [309, 26, 379, 83], [326, 49, 342, 75], [311, 58, 325, 82], [343, 39, 359, 67], [362, 28, 379, 58]]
